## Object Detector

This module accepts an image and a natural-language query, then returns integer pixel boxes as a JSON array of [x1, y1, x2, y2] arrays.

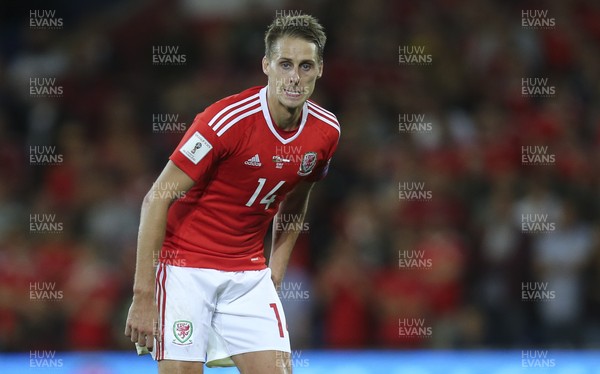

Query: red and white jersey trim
[[207, 94, 261, 137], [260, 87, 309, 144], [204, 87, 340, 142], [208, 93, 259, 129], [307, 101, 340, 135], [216, 106, 261, 137]]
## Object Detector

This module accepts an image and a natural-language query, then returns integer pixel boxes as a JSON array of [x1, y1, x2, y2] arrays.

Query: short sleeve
[[305, 135, 339, 183], [306, 158, 331, 182], [169, 112, 225, 182]]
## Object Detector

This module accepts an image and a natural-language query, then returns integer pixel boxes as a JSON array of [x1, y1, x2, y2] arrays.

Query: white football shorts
[[152, 263, 290, 365]]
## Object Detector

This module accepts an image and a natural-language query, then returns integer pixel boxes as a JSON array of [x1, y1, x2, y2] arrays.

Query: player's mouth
[[283, 89, 303, 100]]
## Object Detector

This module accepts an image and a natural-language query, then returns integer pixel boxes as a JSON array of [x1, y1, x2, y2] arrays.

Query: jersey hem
[[158, 259, 267, 272]]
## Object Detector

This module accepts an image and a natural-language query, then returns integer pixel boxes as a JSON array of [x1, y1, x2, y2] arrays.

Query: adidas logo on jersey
[[244, 154, 262, 167]]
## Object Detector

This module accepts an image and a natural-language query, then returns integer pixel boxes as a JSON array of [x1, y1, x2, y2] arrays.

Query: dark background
[[1, 0, 599, 352]]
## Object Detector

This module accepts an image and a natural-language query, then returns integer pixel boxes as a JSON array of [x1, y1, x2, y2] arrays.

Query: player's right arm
[[124, 160, 195, 350], [123, 100, 231, 348]]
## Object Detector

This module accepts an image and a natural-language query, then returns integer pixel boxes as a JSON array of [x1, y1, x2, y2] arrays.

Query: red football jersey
[[161, 86, 340, 271]]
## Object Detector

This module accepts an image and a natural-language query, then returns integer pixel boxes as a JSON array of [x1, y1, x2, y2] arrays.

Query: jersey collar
[[260, 86, 308, 144]]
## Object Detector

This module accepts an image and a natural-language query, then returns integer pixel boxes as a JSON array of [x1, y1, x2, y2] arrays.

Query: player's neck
[[273, 110, 301, 131], [267, 94, 302, 131]]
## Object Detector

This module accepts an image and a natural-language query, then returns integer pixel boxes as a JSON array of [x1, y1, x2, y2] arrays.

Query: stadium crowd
[[1, 0, 599, 352]]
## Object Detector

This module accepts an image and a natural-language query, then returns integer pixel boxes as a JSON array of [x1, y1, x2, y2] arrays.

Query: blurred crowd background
[[1, 0, 599, 353]]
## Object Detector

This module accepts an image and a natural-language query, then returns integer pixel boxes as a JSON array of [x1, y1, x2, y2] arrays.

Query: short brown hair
[[264, 14, 327, 62]]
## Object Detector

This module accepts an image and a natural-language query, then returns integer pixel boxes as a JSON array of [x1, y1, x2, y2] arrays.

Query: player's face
[[263, 36, 323, 110]]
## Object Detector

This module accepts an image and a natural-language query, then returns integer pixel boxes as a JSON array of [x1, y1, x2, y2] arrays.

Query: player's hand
[[271, 272, 283, 290], [124, 294, 159, 350]]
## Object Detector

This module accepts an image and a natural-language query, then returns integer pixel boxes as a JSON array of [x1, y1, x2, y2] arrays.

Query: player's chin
[[279, 91, 308, 108]]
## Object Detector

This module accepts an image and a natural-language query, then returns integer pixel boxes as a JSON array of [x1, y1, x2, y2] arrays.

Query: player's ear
[[317, 60, 323, 79], [262, 56, 269, 76]]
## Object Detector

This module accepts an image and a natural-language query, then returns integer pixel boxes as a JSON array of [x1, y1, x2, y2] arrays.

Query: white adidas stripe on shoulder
[[216, 107, 262, 137], [212, 99, 260, 132], [308, 109, 340, 134], [208, 93, 260, 129], [307, 101, 337, 119]]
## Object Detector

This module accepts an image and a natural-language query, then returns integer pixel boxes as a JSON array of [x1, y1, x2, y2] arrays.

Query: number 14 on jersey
[[245, 178, 285, 210]]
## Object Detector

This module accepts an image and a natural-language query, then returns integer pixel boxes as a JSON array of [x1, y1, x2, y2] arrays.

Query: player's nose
[[288, 68, 300, 84]]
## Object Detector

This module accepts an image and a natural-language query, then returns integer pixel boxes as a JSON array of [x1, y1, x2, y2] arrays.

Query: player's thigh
[[231, 350, 291, 374], [158, 359, 204, 374], [214, 269, 291, 355], [155, 264, 218, 362]]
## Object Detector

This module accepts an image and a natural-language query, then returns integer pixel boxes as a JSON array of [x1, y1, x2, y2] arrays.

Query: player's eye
[[301, 63, 312, 71], [280, 62, 292, 69]]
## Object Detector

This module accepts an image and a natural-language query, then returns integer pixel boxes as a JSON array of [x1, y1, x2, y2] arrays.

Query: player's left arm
[[269, 181, 315, 288]]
